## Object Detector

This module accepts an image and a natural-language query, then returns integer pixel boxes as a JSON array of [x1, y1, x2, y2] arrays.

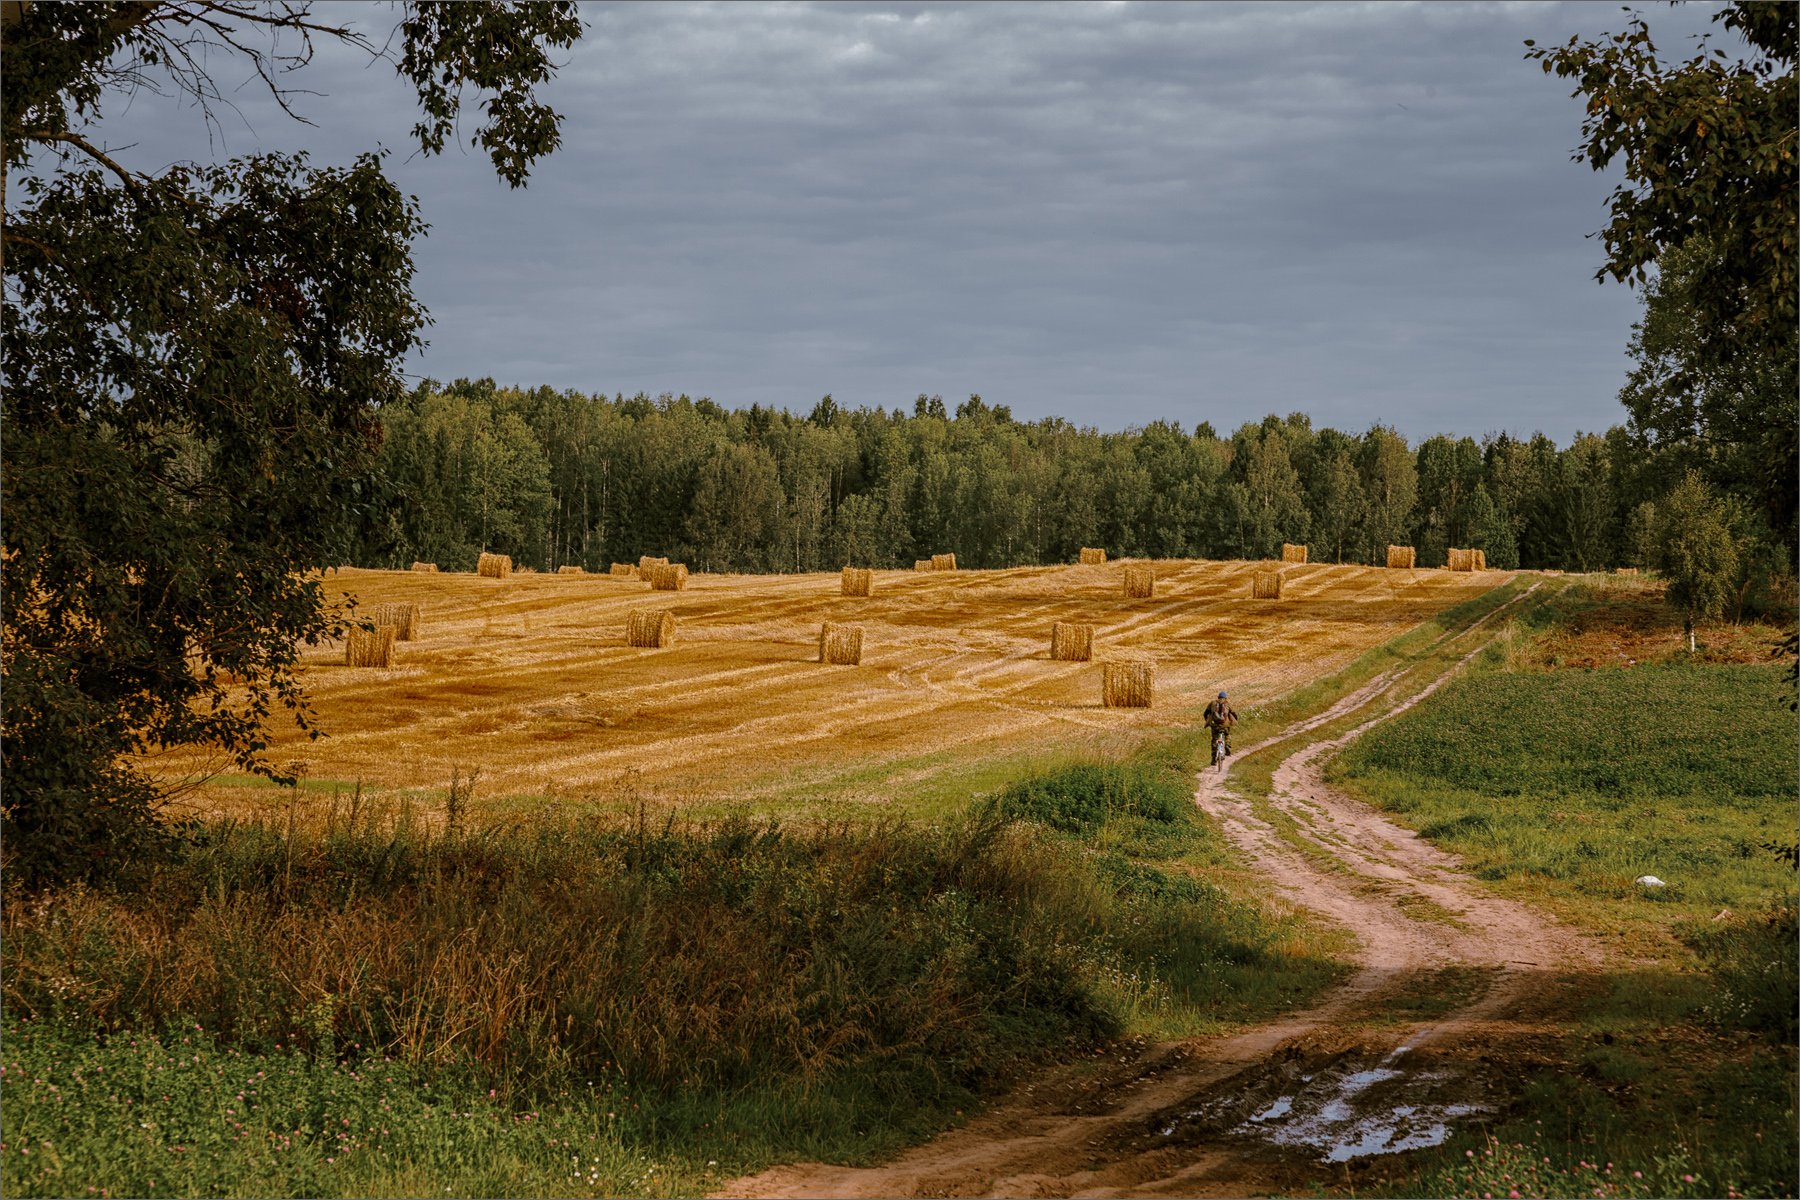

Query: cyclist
[[1204, 691, 1238, 760]]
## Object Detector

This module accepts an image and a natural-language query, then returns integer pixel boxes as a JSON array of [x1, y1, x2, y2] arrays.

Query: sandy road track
[[144, 560, 1502, 804], [716, 585, 1602, 1200]]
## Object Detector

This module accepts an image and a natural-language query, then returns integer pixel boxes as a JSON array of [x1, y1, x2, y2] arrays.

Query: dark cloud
[[83, 1, 1734, 441]]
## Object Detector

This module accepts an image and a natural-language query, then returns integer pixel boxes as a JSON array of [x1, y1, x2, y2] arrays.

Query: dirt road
[[717, 585, 1601, 1199]]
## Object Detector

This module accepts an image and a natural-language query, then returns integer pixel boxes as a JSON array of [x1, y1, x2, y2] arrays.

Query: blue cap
[[1218, 692, 1228, 699]]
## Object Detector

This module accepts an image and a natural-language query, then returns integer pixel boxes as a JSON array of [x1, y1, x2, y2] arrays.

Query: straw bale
[[1123, 563, 1154, 599], [818, 621, 864, 665], [1281, 543, 1308, 564], [1447, 548, 1476, 572], [1252, 570, 1284, 599], [557, 565, 585, 575], [1050, 622, 1094, 662], [626, 609, 676, 648], [477, 552, 512, 578], [1079, 547, 1106, 565], [370, 602, 422, 642], [638, 555, 668, 575], [1616, 566, 1638, 576], [1474, 549, 1487, 571], [1102, 660, 1154, 708], [1386, 545, 1416, 569], [841, 566, 873, 597], [609, 563, 635, 577], [1542, 569, 1564, 575], [651, 563, 689, 591], [410, 561, 437, 573], [345, 624, 396, 668], [932, 553, 957, 571], [914, 559, 933, 572]]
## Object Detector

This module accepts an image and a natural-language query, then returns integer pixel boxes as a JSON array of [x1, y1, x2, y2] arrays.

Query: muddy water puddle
[[1143, 1039, 1503, 1166]]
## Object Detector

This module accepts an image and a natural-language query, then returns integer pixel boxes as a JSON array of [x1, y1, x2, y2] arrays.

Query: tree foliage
[[1525, 1, 1796, 363], [1, 1, 582, 882]]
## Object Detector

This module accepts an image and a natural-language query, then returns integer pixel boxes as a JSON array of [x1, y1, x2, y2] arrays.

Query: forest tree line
[[353, 376, 1792, 622]]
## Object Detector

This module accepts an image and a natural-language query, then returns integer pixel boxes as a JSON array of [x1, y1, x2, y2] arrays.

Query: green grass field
[[1330, 663, 1796, 914], [1329, 651, 1797, 1200]]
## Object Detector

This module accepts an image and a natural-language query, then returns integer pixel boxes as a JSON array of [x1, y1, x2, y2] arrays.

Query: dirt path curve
[[716, 584, 1602, 1200]]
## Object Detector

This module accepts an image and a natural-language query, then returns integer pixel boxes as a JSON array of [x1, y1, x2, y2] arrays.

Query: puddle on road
[[1168, 1038, 1497, 1164]]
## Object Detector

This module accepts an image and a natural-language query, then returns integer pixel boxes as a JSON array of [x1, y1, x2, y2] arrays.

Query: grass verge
[[1325, 603, 1797, 1199]]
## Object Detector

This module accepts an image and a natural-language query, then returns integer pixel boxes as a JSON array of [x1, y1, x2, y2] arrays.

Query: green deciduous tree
[[1, 1, 582, 881], [1526, 1, 1796, 364], [1651, 470, 1742, 648]]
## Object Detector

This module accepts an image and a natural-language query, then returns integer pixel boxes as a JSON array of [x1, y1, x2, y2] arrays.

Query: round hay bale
[[609, 563, 635, 577], [819, 621, 864, 665], [1386, 545, 1416, 570], [1447, 548, 1475, 572], [931, 553, 957, 571], [651, 563, 689, 591], [345, 624, 397, 668], [1281, 543, 1308, 564], [1252, 570, 1284, 599], [638, 555, 668, 578], [1474, 549, 1488, 571], [627, 609, 676, 648], [914, 559, 933, 572], [1616, 566, 1638, 576], [557, 565, 585, 575], [1102, 660, 1154, 708], [370, 602, 422, 642], [841, 566, 873, 597], [477, 552, 512, 578], [1079, 547, 1106, 565], [410, 561, 438, 573], [1050, 622, 1094, 662], [1123, 563, 1155, 599]]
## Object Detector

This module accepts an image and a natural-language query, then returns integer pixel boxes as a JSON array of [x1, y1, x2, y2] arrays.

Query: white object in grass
[[1635, 875, 1667, 887]]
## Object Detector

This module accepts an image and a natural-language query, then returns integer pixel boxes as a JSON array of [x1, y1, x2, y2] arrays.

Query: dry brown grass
[[841, 567, 873, 597], [1252, 570, 1284, 600], [610, 563, 636, 577], [477, 553, 512, 579], [1387, 545, 1416, 570], [370, 602, 422, 642], [1124, 563, 1154, 599], [410, 562, 437, 573], [627, 609, 677, 649], [1079, 548, 1106, 565], [1102, 660, 1154, 708], [146, 561, 1508, 806], [345, 624, 396, 668], [1050, 622, 1094, 662], [818, 622, 864, 665], [651, 563, 689, 591], [932, 553, 957, 572], [558, 565, 585, 576], [1281, 543, 1308, 564]]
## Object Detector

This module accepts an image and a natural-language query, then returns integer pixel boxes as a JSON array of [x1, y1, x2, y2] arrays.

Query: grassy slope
[[1325, 584, 1798, 1200], [2, 574, 1540, 1200]]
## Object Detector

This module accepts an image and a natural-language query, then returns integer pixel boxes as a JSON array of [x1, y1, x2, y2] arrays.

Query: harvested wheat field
[[146, 560, 1509, 811]]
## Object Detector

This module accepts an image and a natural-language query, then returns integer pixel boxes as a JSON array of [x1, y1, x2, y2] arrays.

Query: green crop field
[[1331, 664, 1797, 911]]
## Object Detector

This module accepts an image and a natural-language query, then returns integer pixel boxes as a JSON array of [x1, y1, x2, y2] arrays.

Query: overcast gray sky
[[91, 0, 1736, 442]]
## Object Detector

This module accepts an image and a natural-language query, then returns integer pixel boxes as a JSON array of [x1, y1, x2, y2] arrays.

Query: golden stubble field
[[146, 560, 1509, 815]]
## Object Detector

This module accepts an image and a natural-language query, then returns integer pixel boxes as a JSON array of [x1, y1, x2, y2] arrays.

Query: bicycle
[[1210, 726, 1229, 771]]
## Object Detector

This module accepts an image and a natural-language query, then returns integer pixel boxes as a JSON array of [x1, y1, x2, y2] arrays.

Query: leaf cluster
[[1525, 1, 1797, 365]]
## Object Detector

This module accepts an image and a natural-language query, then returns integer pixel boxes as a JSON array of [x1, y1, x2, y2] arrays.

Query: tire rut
[[716, 583, 1601, 1200]]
